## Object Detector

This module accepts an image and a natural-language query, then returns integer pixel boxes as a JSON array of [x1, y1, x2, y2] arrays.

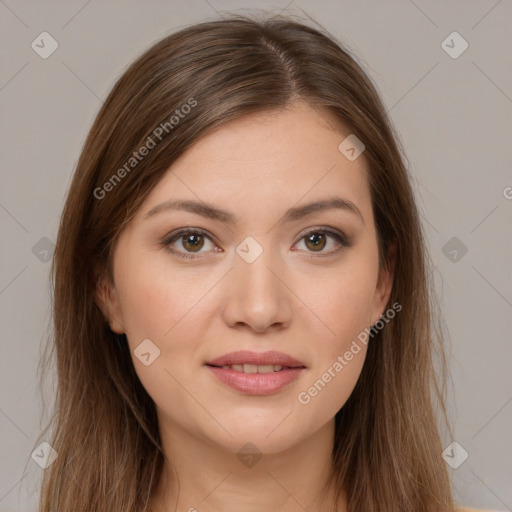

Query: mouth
[[205, 350, 306, 369], [205, 351, 306, 395], [206, 363, 297, 373]]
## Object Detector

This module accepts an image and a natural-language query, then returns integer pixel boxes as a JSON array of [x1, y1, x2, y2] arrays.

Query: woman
[[35, 14, 481, 512]]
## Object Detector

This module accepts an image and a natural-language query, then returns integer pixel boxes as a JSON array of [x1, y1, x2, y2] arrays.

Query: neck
[[148, 417, 346, 512]]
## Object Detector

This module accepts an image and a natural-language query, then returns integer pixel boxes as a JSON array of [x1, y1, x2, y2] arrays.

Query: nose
[[220, 244, 293, 334]]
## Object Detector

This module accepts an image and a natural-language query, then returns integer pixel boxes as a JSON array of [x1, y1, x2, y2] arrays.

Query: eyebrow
[[145, 196, 365, 226]]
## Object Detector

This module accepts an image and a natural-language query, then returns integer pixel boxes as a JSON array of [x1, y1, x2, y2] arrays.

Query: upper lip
[[206, 350, 306, 368]]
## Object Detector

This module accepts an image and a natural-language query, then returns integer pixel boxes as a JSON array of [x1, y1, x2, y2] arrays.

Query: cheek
[[113, 255, 221, 423], [302, 259, 377, 356], [115, 251, 217, 345], [292, 257, 377, 416], [297, 348, 366, 416]]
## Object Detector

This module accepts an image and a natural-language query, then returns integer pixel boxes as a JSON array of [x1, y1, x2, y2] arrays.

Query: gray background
[[1, 1, 511, 511]]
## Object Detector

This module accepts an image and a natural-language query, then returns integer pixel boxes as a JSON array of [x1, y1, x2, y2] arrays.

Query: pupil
[[184, 234, 203, 251], [307, 233, 325, 251]]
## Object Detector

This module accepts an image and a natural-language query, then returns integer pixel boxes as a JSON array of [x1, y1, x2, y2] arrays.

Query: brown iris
[[304, 232, 327, 251], [182, 233, 205, 252]]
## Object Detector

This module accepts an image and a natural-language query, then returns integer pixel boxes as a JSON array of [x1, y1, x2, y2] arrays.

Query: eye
[[162, 228, 220, 259], [293, 228, 351, 255], [162, 226, 351, 260]]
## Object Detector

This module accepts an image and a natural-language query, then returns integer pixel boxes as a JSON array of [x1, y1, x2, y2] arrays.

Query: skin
[[96, 101, 395, 512]]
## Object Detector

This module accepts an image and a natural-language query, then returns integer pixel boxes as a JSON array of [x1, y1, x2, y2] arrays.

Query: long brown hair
[[35, 13, 455, 511]]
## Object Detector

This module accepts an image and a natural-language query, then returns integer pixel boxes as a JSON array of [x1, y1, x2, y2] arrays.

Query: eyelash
[[161, 227, 352, 260]]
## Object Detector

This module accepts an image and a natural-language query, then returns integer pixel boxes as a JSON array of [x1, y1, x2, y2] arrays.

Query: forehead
[[140, 101, 372, 224]]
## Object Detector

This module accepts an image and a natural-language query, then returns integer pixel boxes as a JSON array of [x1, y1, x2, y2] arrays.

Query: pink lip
[[206, 350, 305, 368], [205, 351, 306, 396], [206, 366, 305, 395]]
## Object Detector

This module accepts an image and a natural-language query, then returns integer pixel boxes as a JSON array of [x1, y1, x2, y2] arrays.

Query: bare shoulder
[[458, 508, 495, 512]]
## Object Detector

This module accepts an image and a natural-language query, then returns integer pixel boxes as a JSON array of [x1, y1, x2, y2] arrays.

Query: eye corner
[[293, 227, 352, 255], [160, 227, 222, 260]]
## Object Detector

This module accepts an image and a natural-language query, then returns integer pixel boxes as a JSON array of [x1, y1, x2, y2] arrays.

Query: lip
[[206, 350, 306, 368], [205, 351, 306, 396]]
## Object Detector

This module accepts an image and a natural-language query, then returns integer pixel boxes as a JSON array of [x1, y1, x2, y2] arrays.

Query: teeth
[[257, 365, 274, 374], [221, 364, 286, 373], [243, 364, 258, 373]]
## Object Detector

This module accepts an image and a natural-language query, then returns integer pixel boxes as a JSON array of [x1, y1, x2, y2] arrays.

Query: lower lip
[[206, 366, 305, 395]]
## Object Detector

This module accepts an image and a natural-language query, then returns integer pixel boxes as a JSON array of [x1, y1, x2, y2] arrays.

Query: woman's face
[[100, 101, 393, 454]]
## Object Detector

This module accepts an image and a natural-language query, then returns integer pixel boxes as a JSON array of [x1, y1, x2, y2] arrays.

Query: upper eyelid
[[295, 225, 346, 240], [164, 226, 347, 250], [164, 227, 218, 246]]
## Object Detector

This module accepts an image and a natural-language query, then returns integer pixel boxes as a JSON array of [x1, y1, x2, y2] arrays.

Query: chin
[[195, 415, 310, 456]]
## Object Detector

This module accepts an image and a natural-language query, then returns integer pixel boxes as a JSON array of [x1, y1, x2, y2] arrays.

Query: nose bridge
[[236, 245, 278, 294], [221, 235, 291, 331]]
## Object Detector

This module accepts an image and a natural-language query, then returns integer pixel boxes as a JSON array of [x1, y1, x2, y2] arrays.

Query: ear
[[94, 272, 125, 334], [370, 238, 397, 325]]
